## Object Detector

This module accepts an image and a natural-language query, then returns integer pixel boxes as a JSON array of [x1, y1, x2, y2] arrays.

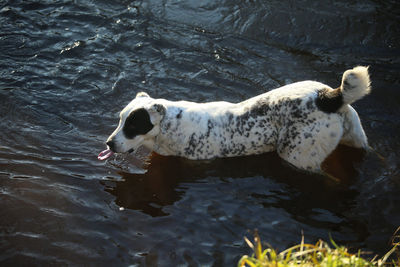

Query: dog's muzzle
[[98, 140, 135, 161]]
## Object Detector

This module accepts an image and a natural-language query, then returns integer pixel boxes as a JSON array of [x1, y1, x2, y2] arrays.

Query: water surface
[[1, 0, 400, 265]]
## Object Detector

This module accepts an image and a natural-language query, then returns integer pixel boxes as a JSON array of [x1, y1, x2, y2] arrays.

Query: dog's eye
[[125, 115, 138, 128], [122, 108, 154, 139]]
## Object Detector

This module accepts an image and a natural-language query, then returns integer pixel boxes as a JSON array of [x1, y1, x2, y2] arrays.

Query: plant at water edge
[[238, 228, 400, 267]]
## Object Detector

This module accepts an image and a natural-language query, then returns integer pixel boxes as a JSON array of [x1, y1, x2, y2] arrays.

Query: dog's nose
[[106, 140, 115, 152]]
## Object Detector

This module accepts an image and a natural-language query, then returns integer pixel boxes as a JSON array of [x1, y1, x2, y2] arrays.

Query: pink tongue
[[98, 149, 114, 161]]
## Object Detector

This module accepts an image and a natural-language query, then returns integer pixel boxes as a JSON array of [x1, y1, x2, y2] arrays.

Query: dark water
[[1, 0, 400, 265]]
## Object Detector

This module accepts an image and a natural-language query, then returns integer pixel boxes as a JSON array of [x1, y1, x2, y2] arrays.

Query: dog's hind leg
[[277, 117, 343, 173], [339, 105, 368, 150]]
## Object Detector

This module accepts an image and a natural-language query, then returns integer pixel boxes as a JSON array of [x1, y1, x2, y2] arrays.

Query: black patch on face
[[123, 108, 154, 139], [315, 87, 343, 113]]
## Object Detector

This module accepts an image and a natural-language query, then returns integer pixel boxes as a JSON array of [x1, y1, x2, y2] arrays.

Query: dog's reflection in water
[[104, 145, 365, 217]]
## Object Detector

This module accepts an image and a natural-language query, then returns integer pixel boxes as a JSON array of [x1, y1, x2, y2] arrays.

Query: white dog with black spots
[[99, 66, 370, 174]]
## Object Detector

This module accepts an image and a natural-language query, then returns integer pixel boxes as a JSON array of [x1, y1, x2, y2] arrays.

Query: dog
[[99, 66, 371, 174]]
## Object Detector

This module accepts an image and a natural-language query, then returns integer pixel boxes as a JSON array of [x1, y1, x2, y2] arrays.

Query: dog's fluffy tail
[[340, 66, 371, 105]]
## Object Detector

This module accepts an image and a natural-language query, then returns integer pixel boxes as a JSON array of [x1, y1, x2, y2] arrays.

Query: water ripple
[[1, 0, 400, 265]]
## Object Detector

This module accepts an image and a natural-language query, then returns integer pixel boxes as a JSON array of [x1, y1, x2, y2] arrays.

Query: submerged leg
[[277, 118, 343, 173]]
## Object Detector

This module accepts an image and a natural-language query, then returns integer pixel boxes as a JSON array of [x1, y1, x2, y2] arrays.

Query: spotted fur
[[105, 66, 370, 173]]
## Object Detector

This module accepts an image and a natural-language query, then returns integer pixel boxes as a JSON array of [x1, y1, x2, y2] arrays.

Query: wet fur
[[106, 66, 370, 173]]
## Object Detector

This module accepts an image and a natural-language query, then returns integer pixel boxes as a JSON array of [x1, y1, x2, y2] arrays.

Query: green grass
[[238, 229, 400, 267]]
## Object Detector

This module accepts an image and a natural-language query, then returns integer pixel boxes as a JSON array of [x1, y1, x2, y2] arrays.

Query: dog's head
[[99, 92, 165, 160]]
